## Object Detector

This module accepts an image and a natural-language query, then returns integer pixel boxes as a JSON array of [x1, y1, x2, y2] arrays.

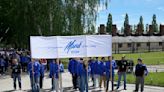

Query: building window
[[147, 42, 150, 46], [137, 43, 141, 47], [159, 42, 162, 46], [119, 43, 122, 48], [127, 43, 131, 47]]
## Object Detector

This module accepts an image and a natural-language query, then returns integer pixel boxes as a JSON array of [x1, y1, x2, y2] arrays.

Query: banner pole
[[30, 37, 35, 91], [57, 58, 62, 92], [110, 56, 113, 91], [86, 57, 89, 92]]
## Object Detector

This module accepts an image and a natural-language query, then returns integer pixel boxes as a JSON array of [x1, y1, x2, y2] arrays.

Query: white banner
[[86, 35, 112, 57], [30, 35, 112, 59], [57, 36, 86, 58], [30, 36, 58, 59]]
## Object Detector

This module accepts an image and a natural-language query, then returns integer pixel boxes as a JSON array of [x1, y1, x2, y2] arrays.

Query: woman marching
[[49, 59, 59, 92]]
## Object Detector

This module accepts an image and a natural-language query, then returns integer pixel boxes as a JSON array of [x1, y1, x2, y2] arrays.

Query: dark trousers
[[40, 76, 44, 89], [13, 73, 21, 89], [30, 76, 40, 92], [0, 66, 5, 74], [80, 75, 88, 92], [106, 76, 114, 91], [72, 74, 78, 89], [21, 62, 27, 72], [135, 76, 144, 92], [117, 72, 126, 89]]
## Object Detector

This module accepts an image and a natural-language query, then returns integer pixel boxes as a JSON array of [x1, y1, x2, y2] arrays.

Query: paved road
[[0, 72, 164, 92]]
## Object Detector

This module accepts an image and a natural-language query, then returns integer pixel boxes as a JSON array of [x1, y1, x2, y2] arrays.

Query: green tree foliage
[[0, 0, 110, 48], [124, 13, 129, 35], [152, 14, 158, 32], [106, 13, 112, 34], [138, 16, 144, 32]]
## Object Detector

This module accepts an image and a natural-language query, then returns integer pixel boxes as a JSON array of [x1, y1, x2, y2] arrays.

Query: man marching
[[68, 58, 78, 90], [134, 58, 148, 92], [116, 55, 128, 90], [28, 59, 40, 92], [105, 56, 117, 92], [11, 59, 22, 90], [49, 59, 59, 92]]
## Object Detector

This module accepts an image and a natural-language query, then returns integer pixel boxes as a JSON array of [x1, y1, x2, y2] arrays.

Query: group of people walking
[[68, 56, 148, 92], [0, 50, 149, 92]]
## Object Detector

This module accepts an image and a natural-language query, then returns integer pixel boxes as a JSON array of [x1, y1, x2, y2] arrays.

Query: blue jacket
[[27, 61, 40, 78], [40, 64, 45, 77], [77, 62, 91, 77], [68, 59, 78, 74], [49, 62, 59, 78], [20, 56, 28, 63], [89, 60, 96, 75], [135, 64, 148, 76], [0, 58, 5, 66], [105, 60, 117, 77], [94, 60, 105, 75]]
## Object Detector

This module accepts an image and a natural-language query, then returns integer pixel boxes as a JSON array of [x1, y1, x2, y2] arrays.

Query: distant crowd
[[0, 50, 148, 92]]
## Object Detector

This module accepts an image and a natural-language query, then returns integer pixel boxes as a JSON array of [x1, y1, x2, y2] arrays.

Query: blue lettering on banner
[[64, 40, 82, 53]]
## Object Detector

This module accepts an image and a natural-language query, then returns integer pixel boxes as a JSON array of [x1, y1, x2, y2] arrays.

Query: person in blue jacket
[[39, 60, 45, 89], [59, 59, 64, 91], [99, 57, 106, 88], [20, 53, 28, 72], [105, 56, 117, 92], [134, 58, 148, 92], [68, 58, 78, 90], [49, 59, 59, 92], [93, 57, 101, 88], [77, 58, 91, 92], [88, 57, 96, 87], [27, 59, 40, 92], [0, 55, 5, 75]]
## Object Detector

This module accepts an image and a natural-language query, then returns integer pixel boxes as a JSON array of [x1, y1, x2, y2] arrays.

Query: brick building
[[160, 24, 164, 36], [136, 24, 143, 36]]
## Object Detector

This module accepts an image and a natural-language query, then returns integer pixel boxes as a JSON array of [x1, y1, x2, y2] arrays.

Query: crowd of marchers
[[0, 50, 148, 92]]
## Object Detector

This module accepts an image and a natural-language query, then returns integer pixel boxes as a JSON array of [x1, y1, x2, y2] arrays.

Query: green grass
[[61, 52, 164, 68], [114, 72, 164, 87], [113, 52, 164, 65]]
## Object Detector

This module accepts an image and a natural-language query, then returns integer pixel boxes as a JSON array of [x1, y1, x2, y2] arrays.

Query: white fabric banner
[[86, 35, 112, 57], [30, 35, 112, 59], [57, 36, 86, 58], [30, 36, 58, 59]]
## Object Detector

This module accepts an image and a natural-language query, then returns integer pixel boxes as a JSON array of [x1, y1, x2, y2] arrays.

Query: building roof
[[112, 36, 164, 43]]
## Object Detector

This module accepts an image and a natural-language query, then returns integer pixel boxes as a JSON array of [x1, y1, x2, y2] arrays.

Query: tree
[[106, 13, 112, 34], [124, 13, 129, 36], [138, 16, 144, 31], [152, 14, 158, 32], [0, 0, 110, 48]]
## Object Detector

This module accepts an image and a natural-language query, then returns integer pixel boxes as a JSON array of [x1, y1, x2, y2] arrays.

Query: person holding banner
[[27, 59, 40, 92], [39, 60, 45, 89], [105, 56, 117, 92], [94, 57, 101, 88], [59, 60, 64, 91], [116, 55, 128, 90], [68, 58, 78, 90], [99, 57, 106, 89], [77, 58, 91, 92], [49, 59, 59, 92], [88, 57, 96, 87]]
